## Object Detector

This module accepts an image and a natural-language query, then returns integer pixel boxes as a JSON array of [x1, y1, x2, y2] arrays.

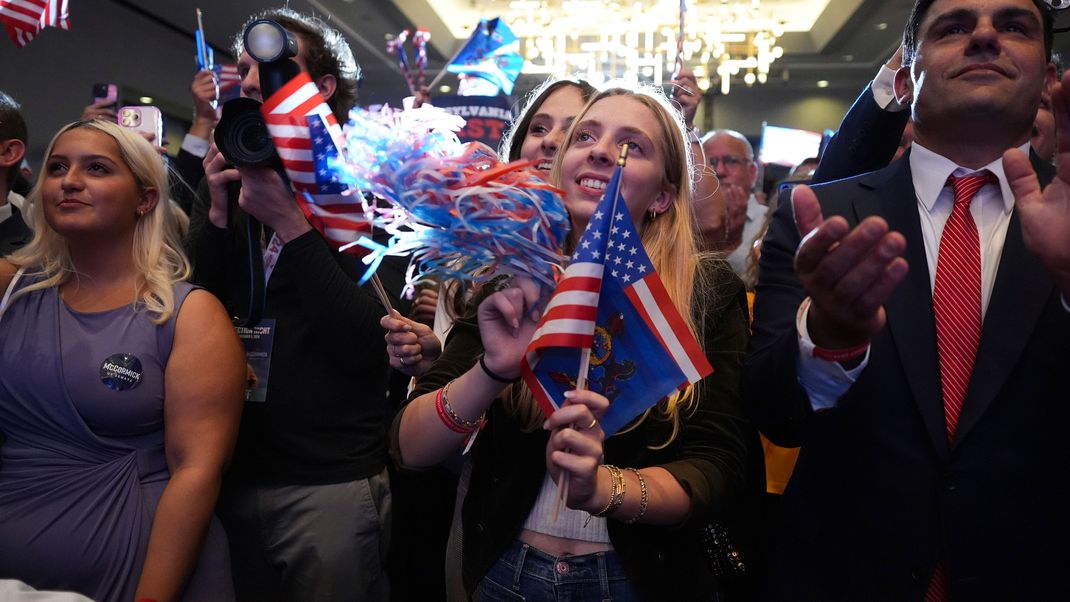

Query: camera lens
[[215, 97, 279, 167], [247, 22, 286, 62]]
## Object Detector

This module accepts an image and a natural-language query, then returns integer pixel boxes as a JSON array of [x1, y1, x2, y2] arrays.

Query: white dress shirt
[[726, 194, 769, 286], [870, 65, 908, 113], [797, 141, 1027, 410]]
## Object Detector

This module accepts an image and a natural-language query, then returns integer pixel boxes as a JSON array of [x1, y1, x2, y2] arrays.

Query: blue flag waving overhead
[[446, 17, 523, 96], [521, 161, 714, 436]]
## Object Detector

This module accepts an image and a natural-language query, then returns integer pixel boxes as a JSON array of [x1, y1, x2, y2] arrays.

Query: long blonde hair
[[510, 84, 713, 447], [8, 119, 191, 324]]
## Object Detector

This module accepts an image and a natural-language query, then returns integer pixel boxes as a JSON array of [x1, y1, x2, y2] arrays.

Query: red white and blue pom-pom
[[333, 105, 570, 298]]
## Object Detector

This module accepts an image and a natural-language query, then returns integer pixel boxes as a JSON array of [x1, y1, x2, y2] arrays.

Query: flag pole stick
[[553, 144, 629, 523], [370, 273, 394, 314], [672, 0, 686, 80], [426, 43, 467, 91], [427, 19, 491, 91]]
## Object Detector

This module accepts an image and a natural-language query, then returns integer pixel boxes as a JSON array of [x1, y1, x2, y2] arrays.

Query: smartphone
[[118, 105, 164, 145], [91, 83, 118, 111]]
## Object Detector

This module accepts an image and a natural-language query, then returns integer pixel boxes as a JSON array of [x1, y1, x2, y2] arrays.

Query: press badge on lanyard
[[236, 319, 276, 402], [235, 232, 284, 402]]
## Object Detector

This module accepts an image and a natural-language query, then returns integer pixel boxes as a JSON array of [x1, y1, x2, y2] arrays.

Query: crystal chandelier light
[[501, 0, 786, 94]]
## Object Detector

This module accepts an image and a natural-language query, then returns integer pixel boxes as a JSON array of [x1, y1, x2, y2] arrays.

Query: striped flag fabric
[[212, 63, 242, 103], [519, 181, 613, 418], [520, 162, 713, 435], [260, 71, 371, 253], [1, 0, 69, 48]]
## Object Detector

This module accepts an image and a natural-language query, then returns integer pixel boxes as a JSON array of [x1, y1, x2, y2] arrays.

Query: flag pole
[[553, 143, 629, 523], [673, 0, 686, 80], [426, 19, 491, 91], [426, 42, 467, 91], [370, 273, 395, 314]]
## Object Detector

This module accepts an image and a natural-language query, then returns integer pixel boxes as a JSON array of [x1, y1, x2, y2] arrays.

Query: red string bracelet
[[812, 341, 869, 363]]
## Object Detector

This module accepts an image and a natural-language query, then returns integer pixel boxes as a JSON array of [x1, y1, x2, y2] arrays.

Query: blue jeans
[[474, 539, 641, 601]]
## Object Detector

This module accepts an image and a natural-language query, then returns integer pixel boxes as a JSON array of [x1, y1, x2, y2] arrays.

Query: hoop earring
[[648, 208, 657, 221]]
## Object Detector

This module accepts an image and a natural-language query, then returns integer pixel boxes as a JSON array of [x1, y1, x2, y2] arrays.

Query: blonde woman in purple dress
[[0, 120, 244, 601]]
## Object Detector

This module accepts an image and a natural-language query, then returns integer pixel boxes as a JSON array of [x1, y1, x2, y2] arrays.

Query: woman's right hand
[[381, 311, 441, 377], [476, 277, 542, 381]]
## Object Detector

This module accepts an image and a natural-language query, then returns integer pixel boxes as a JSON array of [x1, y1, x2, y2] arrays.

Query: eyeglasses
[[708, 155, 750, 170]]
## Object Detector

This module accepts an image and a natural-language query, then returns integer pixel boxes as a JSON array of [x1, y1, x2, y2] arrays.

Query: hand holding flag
[[521, 147, 713, 436], [259, 71, 372, 254]]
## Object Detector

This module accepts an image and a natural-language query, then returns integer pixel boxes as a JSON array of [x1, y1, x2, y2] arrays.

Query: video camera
[[214, 18, 305, 328], [214, 19, 300, 168]]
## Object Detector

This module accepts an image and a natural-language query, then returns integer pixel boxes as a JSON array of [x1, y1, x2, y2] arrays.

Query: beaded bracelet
[[434, 381, 482, 434], [622, 467, 648, 525]]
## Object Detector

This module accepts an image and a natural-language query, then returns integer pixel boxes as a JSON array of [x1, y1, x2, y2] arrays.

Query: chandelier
[[500, 0, 787, 95]]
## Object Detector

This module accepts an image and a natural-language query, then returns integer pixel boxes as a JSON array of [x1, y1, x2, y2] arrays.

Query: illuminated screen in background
[[758, 123, 824, 167]]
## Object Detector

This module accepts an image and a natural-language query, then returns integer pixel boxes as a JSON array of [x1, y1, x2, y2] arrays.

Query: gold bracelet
[[622, 467, 648, 524], [585, 465, 618, 526], [441, 380, 483, 430], [604, 465, 626, 516]]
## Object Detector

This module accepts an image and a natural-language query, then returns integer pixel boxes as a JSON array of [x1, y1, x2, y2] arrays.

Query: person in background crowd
[[0, 92, 31, 256], [171, 69, 220, 214], [787, 157, 819, 183], [0, 119, 243, 601], [702, 129, 768, 287]]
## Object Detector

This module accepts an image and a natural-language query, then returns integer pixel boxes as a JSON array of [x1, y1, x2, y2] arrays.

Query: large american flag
[[1, 0, 69, 48], [520, 163, 712, 435], [260, 72, 370, 252]]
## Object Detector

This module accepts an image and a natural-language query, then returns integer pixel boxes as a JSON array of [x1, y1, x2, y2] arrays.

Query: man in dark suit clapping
[[746, 0, 1070, 599]]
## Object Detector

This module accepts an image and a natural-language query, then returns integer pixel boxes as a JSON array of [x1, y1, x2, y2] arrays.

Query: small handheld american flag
[[260, 71, 371, 253], [521, 146, 713, 436]]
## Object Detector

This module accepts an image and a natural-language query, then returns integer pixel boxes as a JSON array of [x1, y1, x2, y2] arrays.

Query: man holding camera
[[186, 9, 397, 601]]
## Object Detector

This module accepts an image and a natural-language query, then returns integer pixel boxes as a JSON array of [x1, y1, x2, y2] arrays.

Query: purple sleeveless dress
[[0, 274, 233, 602]]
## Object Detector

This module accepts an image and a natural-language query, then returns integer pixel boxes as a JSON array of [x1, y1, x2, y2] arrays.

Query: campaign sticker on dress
[[99, 353, 144, 391]]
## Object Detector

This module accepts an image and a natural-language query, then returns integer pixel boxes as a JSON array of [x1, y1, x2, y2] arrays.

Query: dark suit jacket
[[812, 83, 909, 185], [745, 151, 1070, 601], [170, 147, 206, 216], [0, 205, 31, 257]]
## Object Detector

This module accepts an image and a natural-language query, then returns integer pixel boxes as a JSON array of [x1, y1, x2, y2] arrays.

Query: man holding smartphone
[[186, 9, 402, 601]]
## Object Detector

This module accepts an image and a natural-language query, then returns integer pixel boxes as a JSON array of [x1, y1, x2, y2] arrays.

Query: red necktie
[[934, 172, 994, 442], [926, 171, 996, 602]]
